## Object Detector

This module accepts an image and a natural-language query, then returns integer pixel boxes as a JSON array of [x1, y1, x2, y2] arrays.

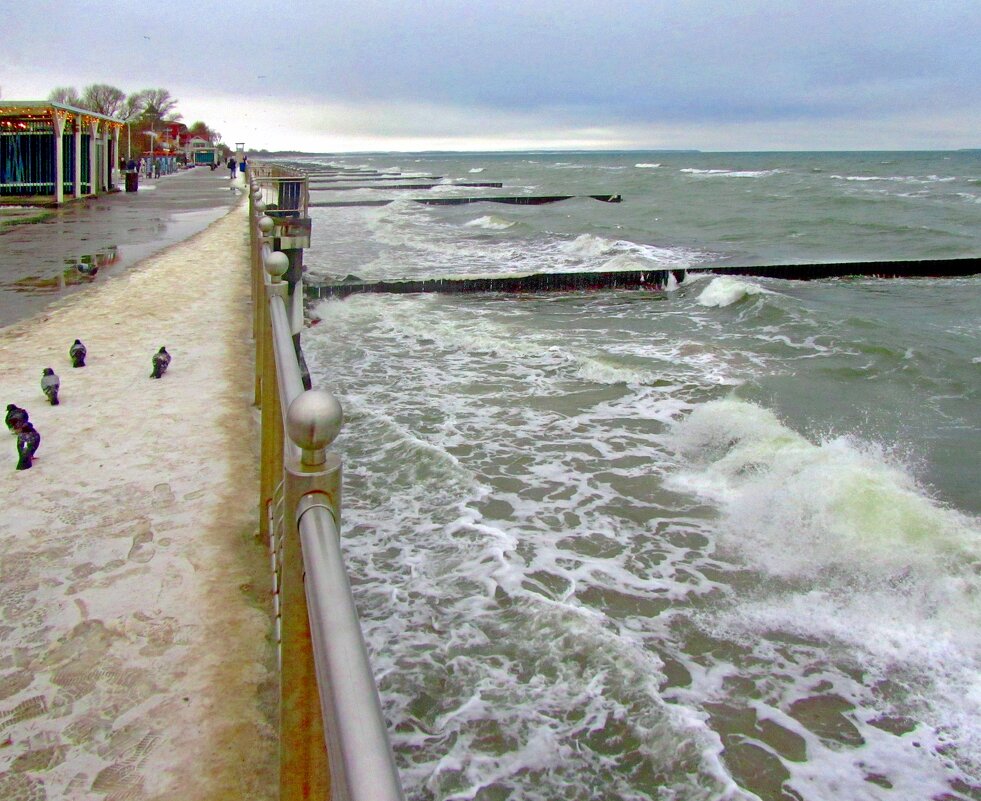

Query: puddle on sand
[[9, 247, 120, 292]]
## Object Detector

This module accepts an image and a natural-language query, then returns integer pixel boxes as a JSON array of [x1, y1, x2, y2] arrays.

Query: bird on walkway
[[5, 404, 28, 434], [69, 339, 87, 368], [41, 368, 60, 405], [150, 346, 171, 379], [16, 422, 40, 470]]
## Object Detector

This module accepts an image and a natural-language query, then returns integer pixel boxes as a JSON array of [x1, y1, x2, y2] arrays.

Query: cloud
[[2, 0, 979, 150]]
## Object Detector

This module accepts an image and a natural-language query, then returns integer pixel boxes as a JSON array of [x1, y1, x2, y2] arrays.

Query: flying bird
[[5, 404, 28, 434], [41, 368, 60, 405], [70, 339, 87, 368], [16, 422, 40, 470], [150, 346, 171, 379]]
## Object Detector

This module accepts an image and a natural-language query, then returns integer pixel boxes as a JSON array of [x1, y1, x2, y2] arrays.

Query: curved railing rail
[[248, 164, 404, 801]]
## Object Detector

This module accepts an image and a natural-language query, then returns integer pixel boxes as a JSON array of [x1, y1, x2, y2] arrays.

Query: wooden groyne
[[308, 269, 671, 299], [689, 257, 981, 281], [309, 182, 504, 191], [309, 175, 445, 183], [309, 194, 623, 209], [305, 257, 980, 301]]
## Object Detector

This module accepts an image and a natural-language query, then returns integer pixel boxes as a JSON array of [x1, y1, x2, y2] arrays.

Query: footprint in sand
[[127, 521, 155, 563], [152, 482, 176, 506]]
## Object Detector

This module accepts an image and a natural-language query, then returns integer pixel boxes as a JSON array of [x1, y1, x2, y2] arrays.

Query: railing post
[[258, 250, 290, 539], [280, 389, 344, 801], [254, 215, 275, 408]]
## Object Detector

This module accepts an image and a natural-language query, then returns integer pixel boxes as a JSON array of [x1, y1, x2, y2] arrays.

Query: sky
[[2, 0, 979, 152]]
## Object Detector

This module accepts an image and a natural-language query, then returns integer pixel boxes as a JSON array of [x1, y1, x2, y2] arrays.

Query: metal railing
[[248, 166, 404, 801]]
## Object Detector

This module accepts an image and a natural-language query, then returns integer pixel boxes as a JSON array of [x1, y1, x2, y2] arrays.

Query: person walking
[[228, 157, 237, 179]]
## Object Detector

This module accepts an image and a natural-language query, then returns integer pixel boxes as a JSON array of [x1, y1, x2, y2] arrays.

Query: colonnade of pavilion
[[0, 101, 123, 204]]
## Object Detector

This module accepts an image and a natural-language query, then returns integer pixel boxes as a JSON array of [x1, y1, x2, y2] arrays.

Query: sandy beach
[[0, 198, 276, 799]]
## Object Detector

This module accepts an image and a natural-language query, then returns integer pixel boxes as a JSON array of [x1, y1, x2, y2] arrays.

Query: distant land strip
[[305, 257, 980, 300]]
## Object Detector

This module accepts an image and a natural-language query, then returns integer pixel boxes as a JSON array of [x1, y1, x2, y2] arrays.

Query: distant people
[[228, 157, 237, 179], [126, 158, 136, 172], [240, 155, 248, 174]]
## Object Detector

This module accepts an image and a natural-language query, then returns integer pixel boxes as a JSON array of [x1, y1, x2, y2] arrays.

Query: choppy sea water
[[298, 151, 980, 800]]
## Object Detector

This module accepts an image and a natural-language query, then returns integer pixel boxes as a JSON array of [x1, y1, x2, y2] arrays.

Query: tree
[[136, 88, 181, 125], [81, 84, 126, 118], [49, 86, 82, 107], [188, 120, 219, 143]]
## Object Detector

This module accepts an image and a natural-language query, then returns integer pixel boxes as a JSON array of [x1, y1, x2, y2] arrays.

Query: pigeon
[[5, 404, 28, 434], [69, 339, 87, 368], [41, 368, 60, 405], [16, 422, 40, 470], [150, 346, 171, 379]]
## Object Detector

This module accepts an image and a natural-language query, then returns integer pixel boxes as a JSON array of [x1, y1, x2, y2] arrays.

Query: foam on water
[[464, 214, 518, 231], [561, 233, 617, 259], [696, 276, 774, 307], [681, 168, 781, 178], [664, 398, 981, 793]]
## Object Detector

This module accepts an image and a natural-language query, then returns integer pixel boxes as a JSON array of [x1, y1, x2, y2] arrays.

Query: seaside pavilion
[[0, 101, 124, 205]]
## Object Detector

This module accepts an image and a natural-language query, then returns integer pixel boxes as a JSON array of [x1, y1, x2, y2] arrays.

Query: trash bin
[[125, 171, 139, 193]]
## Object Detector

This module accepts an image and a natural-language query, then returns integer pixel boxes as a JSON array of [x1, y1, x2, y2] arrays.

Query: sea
[[295, 151, 980, 801]]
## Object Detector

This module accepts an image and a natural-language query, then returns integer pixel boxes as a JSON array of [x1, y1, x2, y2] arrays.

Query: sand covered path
[[0, 200, 276, 799]]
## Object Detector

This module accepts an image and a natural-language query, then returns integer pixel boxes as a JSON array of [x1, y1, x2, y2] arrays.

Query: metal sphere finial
[[286, 389, 344, 465], [265, 250, 289, 281], [254, 199, 266, 213], [258, 215, 275, 234]]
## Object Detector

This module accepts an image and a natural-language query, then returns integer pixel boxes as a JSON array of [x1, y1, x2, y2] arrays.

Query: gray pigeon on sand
[[41, 368, 60, 405], [16, 422, 40, 470], [150, 346, 171, 379], [5, 404, 28, 434], [69, 339, 87, 368]]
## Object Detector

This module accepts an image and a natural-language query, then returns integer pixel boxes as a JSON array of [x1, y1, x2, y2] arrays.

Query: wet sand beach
[[0, 195, 275, 799]]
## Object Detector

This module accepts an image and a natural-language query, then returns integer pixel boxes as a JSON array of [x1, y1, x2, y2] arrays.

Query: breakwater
[[305, 256, 980, 300]]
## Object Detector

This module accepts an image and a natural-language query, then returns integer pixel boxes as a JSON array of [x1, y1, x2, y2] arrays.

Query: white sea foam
[[469, 167, 485, 173], [696, 276, 773, 307], [832, 174, 958, 184], [635, 163, 662, 169], [665, 398, 981, 784], [680, 168, 780, 178], [561, 233, 617, 260], [464, 214, 517, 231]]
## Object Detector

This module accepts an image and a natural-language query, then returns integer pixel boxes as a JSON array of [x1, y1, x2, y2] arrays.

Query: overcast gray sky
[[3, 0, 979, 152]]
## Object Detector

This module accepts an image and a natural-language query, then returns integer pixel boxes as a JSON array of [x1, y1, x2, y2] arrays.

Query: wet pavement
[[0, 167, 241, 328]]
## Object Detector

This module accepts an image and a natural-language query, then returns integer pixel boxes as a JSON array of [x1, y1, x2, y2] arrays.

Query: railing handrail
[[300, 504, 406, 801], [250, 165, 404, 801]]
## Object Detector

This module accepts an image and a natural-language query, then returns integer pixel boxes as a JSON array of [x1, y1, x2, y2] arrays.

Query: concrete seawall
[[0, 200, 275, 799]]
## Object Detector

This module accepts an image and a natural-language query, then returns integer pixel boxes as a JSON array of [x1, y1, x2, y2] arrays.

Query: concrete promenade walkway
[[0, 197, 276, 799], [0, 166, 240, 329]]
